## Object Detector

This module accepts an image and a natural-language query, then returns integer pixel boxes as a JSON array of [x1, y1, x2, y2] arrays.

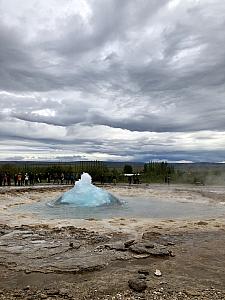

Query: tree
[[123, 164, 133, 174]]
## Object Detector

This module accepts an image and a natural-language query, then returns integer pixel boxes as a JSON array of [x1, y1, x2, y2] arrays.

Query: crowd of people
[[0, 172, 76, 187], [0, 171, 143, 187]]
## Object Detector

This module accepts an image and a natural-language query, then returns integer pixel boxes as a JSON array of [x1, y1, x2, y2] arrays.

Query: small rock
[[159, 281, 167, 285], [143, 242, 154, 249], [105, 242, 126, 251], [69, 242, 81, 249], [138, 274, 147, 280], [13, 292, 21, 297], [138, 269, 150, 276], [133, 254, 150, 259], [128, 278, 147, 292], [124, 239, 136, 248], [167, 241, 176, 246], [148, 248, 170, 257], [154, 269, 162, 277], [46, 289, 60, 295], [169, 250, 176, 257], [59, 288, 69, 295], [196, 221, 208, 226]]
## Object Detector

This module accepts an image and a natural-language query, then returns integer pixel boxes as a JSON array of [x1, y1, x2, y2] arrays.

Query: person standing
[[29, 173, 34, 185], [25, 173, 29, 186], [60, 173, 64, 185], [3, 174, 7, 186], [17, 173, 22, 186], [128, 175, 132, 185], [14, 174, 18, 186], [112, 175, 117, 185], [7, 174, 11, 186]]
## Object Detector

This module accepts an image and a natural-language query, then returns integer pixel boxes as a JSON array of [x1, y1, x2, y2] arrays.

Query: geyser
[[55, 172, 121, 207]]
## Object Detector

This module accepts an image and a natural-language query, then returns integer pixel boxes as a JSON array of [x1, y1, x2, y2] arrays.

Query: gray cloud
[[0, 0, 225, 162]]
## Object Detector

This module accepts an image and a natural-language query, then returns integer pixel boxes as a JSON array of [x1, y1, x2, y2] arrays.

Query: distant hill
[[173, 162, 225, 171]]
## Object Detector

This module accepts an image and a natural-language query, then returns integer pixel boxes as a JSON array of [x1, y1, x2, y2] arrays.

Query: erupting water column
[[55, 173, 120, 207]]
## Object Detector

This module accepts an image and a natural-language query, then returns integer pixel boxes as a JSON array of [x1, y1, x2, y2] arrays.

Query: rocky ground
[[0, 184, 225, 299]]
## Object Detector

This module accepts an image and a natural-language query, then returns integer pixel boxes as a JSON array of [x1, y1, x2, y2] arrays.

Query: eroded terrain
[[0, 184, 225, 299]]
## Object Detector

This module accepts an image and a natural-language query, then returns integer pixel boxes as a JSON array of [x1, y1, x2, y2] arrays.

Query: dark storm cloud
[[0, 0, 225, 161]]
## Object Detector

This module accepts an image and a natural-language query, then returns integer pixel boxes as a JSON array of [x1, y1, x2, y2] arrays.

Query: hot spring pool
[[13, 195, 225, 220], [9, 174, 225, 220]]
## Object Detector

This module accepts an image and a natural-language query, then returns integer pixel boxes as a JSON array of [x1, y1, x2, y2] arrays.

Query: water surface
[[13, 196, 225, 220]]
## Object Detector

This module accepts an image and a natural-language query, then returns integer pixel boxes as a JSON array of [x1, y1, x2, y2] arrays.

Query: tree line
[[1, 161, 222, 185], [143, 161, 175, 183]]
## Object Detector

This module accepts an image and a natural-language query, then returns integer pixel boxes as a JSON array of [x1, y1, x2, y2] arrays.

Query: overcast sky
[[0, 0, 225, 162]]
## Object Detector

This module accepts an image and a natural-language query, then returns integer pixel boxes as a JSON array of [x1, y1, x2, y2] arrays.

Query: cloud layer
[[0, 0, 225, 162]]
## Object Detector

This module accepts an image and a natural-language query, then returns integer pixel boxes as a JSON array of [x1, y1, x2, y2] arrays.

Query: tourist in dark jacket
[[7, 174, 11, 186]]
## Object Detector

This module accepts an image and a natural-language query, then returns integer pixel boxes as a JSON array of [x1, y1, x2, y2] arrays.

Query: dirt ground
[[0, 184, 225, 299]]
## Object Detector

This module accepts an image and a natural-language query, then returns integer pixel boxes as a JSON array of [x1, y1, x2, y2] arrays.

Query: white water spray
[[55, 172, 120, 207]]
